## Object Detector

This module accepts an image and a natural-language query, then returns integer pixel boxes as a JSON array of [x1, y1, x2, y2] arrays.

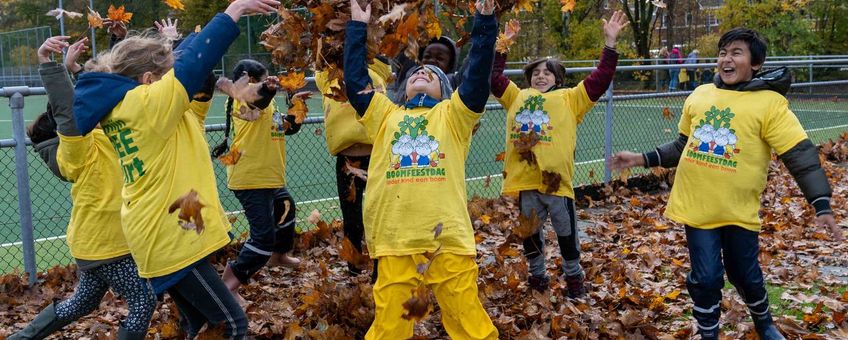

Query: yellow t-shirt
[[665, 84, 808, 231], [316, 60, 392, 155], [100, 70, 232, 278], [226, 99, 287, 190], [498, 81, 594, 198], [57, 130, 130, 261], [360, 92, 481, 257]]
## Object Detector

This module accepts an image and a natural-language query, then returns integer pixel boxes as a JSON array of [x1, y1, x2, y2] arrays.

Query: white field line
[[0, 123, 842, 248]]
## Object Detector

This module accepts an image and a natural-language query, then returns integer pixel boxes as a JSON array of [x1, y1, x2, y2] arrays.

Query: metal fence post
[[9, 91, 37, 284], [603, 83, 614, 183], [808, 55, 814, 94]]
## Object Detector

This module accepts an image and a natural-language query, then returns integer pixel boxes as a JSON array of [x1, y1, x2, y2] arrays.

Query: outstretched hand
[[103, 20, 128, 39], [37, 36, 70, 64], [350, 0, 371, 23], [815, 214, 844, 242], [225, 0, 280, 22], [476, 0, 495, 16], [602, 10, 629, 48], [610, 151, 644, 170], [64, 37, 89, 73], [155, 18, 181, 41]]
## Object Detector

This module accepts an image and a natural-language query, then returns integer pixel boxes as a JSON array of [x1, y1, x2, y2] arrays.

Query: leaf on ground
[[168, 189, 205, 234], [541, 170, 562, 194], [339, 237, 370, 268], [401, 284, 432, 321], [217, 146, 243, 165]]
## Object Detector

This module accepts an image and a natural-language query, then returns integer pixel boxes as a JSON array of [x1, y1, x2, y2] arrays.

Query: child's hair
[[84, 52, 112, 73], [27, 105, 57, 144], [109, 34, 174, 80], [718, 28, 767, 67], [210, 59, 269, 158], [523, 58, 566, 89]]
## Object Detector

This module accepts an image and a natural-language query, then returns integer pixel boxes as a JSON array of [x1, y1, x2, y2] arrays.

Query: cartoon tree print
[[393, 115, 430, 144], [699, 106, 735, 131]]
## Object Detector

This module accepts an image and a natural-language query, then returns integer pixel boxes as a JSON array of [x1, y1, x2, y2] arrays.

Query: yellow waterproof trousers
[[365, 253, 498, 340]]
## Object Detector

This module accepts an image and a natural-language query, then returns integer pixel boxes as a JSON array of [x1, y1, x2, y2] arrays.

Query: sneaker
[[528, 275, 550, 293], [564, 273, 587, 298]]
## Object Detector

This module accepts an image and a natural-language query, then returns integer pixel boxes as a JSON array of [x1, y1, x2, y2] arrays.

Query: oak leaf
[[541, 170, 562, 194], [168, 189, 205, 234], [513, 131, 541, 166]]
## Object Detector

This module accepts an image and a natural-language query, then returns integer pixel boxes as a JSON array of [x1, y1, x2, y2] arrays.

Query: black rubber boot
[[8, 302, 71, 340], [753, 313, 785, 340]]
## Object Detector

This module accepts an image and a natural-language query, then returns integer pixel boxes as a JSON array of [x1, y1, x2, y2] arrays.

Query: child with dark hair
[[72, 1, 280, 337], [11, 35, 156, 340], [214, 59, 303, 305], [489, 11, 628, 298], [611, 27, 843, 340], [393, 36, 461, 103], [344, 0, 498, 337]]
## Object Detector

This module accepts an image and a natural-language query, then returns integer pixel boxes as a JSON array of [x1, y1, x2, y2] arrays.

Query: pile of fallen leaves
[[2, 139, 847, 338]]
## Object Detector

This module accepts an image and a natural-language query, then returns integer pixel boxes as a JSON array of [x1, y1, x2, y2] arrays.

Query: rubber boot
[[117, 326, 148, 340], [753, 312, 785, 340], [8, 302, 71, 340]]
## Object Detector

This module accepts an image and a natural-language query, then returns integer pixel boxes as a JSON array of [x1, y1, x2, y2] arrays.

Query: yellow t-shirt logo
[[685, 105, 740, 171]]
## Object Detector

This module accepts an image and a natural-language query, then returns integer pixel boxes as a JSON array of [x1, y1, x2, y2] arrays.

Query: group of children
[[9, 0, 844, 339]]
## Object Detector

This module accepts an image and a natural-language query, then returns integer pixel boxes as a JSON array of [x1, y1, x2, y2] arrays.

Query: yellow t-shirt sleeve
[[762, 97, 808, 155], [188, 100, 212, 123], [563, 81, 594, 124], [678, 97, 694, 136], [314, 70, 329, 93], [496, 81, 521, 110], [446, 92, 483, 144], [369, 59, 393, 85], [143, 69, 191, 138], [359, 92, 399, 142], [56, 134, 93, 182]]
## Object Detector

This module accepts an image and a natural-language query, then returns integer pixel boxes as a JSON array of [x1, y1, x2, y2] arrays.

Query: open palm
[[602, 10, 629, 46]]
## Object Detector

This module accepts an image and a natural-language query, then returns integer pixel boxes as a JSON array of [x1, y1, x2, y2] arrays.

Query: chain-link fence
[[0, 27, 53, 88], [2, 62, 848, 281]]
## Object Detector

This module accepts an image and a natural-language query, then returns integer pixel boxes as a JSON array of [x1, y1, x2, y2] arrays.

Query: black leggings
[[336, 154, 370, 251], [55, 257, 156, 332], [230, 187, 296, 283], [167, 260, 248, 338]]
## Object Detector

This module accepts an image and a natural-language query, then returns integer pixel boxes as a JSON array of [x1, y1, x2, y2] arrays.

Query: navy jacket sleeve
[[458, 13, 498, 113], [643, 134, 688, 168], [344, 21, 372, 116], [174, 14, 239, 100]]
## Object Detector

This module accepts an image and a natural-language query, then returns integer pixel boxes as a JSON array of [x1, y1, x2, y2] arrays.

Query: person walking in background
[[685, 49, 700, 90], [668, 46, 683, 91], [658, 47, 670, 91]]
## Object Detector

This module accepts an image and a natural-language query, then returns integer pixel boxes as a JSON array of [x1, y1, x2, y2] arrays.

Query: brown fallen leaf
[[495, 151, 506, 162], [662, 107, 674, 121], [541, 170, 562, 194], [288, 97, 308, 124], [514, 208, 541, 239], [513, 131, 541, 166], [401, 284, 432, 321], [217, 146, 243, 165], [168, 189, 205, 234], [279, 72, 307, 92], [344, 159, 368, 181], [339, 237, 370, 268]]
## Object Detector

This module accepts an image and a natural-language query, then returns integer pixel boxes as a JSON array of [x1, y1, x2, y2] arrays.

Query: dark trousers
[[336, 154, 369, 252], [230, 187, 296, 283], [167, 260, 247, 339], [685, 226, 770, 336]]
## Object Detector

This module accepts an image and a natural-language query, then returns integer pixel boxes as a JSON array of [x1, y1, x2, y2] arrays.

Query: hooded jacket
[[643, 66, 832, 218]]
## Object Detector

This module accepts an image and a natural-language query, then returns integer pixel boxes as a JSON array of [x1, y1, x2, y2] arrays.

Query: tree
[[809, 0, 848, 54], [717, 0, 821, 57], [617, 0, 661, 59]]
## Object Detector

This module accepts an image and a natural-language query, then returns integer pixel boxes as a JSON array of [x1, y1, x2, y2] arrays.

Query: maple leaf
[[288, 97, 308, 124], [87, 7, 104, 28], [378, 3, 408, 24], [560, 0, 576, 13], [217, 146, 243, 165], [278, 72, 306, 92], [396, 12, 421, 42], [46, 9, 84, 20], [339, 237, 371, 268], [344, 159, 368, 181], [541, 170, 562, 194], [401, 284, 432, 321], [216, 76, 263, 105], [168, 189, 205, 234], [163, 0, 185, 11], [495, 19, 521, 53], [513, 131, 541, 166], [107, 5, 133, 24], [662, 107, 674, 120], [424, 8, 442, 40]]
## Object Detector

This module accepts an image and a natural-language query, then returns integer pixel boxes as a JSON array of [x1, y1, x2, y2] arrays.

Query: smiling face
[[530, 63, 557, 92], [717, 40, 760, 85], [405, 68, 443, 101]]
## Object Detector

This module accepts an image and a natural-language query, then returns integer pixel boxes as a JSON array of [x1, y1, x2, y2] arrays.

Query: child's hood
[[73, 72, 139, 135], [713, 66, 792, 96]]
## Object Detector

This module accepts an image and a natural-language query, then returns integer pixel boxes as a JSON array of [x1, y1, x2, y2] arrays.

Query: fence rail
[[2, 62, 847, 283]]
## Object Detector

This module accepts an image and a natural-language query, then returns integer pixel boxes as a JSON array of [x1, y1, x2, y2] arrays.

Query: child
[[10, 36, 156, 340], [213, 60, 302, 304], [72, 1, 280, 337], [344, 0, 498, 338], [393, 36, 461, 102], [489, 11, 628, 298], [314, 57, 392, 275], [611, 28, 843, 340]]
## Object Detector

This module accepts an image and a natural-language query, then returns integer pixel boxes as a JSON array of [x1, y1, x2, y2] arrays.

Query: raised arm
[[344, 0, 373, 116], [583, 11, 627, 101], [38, 36, 80, 137], [458, 0, 498, 113]]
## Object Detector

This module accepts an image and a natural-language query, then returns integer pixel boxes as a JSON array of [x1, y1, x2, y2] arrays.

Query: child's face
[[406, 68, 442, 101], [530, 63, 556, 92], [421, 44, 452, 73], [717, 40, 759, 85]]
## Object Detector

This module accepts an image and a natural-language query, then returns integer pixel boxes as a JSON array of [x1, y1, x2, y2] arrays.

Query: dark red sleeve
[[491, 52, 510, 98], [583, 47, 619, 101]]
